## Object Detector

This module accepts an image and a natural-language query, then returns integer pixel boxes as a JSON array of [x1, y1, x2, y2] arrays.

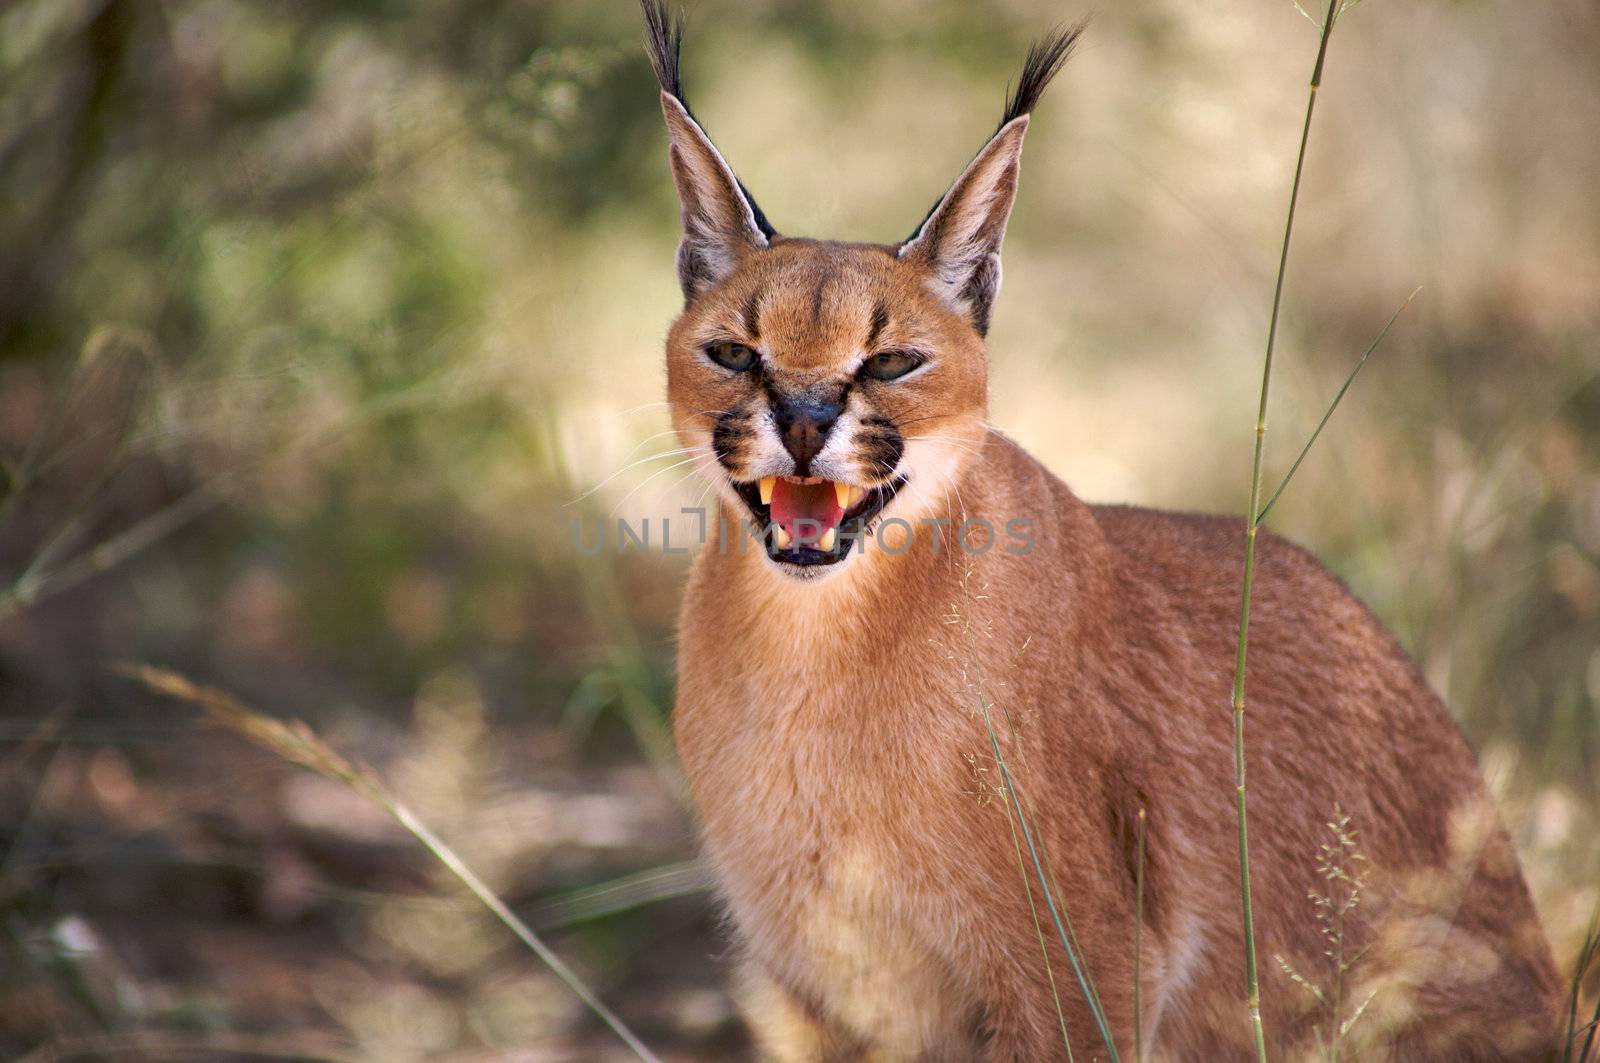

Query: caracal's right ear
[[642, 1, 777, 302], [899, 24, 1083, 335]]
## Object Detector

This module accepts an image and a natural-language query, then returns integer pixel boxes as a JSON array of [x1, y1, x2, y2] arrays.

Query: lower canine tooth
[[818, 527, 837, 551], [773, 525, 791, 549], [759, 476, 776, 505]]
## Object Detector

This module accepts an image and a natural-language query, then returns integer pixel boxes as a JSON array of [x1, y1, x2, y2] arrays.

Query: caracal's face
[[665, 237, 989, 580], [647, 7, 1048, 579]]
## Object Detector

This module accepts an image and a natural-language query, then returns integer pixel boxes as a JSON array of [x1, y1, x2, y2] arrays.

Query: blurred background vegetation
[[1, 0, 1596, 1058]]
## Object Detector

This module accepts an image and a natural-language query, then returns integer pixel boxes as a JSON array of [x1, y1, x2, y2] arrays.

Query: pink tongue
[[770, 479, 844, 545]]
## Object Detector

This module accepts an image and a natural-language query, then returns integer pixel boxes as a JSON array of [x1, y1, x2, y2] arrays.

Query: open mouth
[[733, 474, 905, 566]]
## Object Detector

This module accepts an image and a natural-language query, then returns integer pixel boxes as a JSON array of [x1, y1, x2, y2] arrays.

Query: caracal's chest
[[677, 602, 983, 1044]]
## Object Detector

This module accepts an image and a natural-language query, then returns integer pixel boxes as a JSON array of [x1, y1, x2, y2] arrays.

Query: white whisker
[[609, 426, 691, 469], [618, 400, 673, 417], [900, 434, 980, 522], [692, 471, 718, 511], [903, 434, 988, 460], [606, 449, 712, 517], [869, 457, 938, 524], [567, 446, 704, 506], [659, 459, 715, 503]]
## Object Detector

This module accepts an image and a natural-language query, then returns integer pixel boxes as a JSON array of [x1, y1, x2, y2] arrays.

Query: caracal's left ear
[[642, 1, 777, 302], [898, 24, 1084, 335]]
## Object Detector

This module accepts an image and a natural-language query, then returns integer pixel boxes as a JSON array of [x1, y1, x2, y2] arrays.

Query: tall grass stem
[[957, 564, 1118, 1058], [1004, 790, 1075, 1060], [1134, 807, 1146, 1063], [385, 804, 662, 1062], [980, 689, 1119, 1059], [1232, 1, 1341, 1058], [1564, 908, 1600, 1063]]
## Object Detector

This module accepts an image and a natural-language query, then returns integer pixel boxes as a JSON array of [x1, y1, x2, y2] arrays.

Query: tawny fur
[[644, 6, 1561, 1059]]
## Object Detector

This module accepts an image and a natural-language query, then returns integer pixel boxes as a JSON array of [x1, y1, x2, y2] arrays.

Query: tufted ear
[[643, 1, 776, 300], [898, 117, 1030, 336], [898, 25, 1083, 335], [658, 93, 773, 298]]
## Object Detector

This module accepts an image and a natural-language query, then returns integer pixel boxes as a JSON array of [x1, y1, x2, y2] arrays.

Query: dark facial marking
[[865, 301, 890, 349], [809, 269, 833, 329], [855, 415, 905, 479], [712, 409, 753, 471], [741, 288, 763, 340]]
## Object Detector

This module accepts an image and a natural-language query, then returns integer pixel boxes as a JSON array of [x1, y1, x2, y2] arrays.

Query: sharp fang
[[759, 476, 776, 505], [773, 524, 792, 549], [833, 481, 851, 508], [848, 485, 865, 508], [818, 527, 837, 552]]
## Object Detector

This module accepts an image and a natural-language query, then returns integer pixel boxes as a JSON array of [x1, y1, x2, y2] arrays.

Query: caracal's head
[[644, 1, 1080, 581]]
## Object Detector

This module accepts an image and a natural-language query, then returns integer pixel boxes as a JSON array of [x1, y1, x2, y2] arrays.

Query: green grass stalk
[[1004, 787, 1075, 1060], [1040, 847, 1113, 1033], [1134, 808, 1146, 1063], [1564, 909, 1600, 1063], [1232, 0, 1342, 1057], [979, 684, 1119, 1058], [957, 565, 1118, 1058]]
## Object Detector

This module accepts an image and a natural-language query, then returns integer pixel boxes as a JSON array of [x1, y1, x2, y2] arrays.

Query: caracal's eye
[[861, 350, 923, 381], [705, 342, 759, 373]]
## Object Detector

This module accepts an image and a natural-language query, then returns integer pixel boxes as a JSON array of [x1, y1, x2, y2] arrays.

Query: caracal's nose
[[772, 396, 841, 474]]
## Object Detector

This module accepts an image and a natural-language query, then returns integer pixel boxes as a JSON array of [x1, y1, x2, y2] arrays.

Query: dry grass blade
[[0, 488, 224, 623], [119, 664, 663, 1063], [119, 665, 376, 797], [533, 859, 711, 928]]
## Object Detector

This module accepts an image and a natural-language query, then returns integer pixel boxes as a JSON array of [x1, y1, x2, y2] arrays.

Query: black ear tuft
[[641, 0, 777, 242], [999, 21, 1088, 129], [642, 0, 687, 106], [903, 22, 1086, 248]]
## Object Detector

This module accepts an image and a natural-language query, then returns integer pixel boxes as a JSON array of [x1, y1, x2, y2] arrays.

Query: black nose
[[773, 397, 841, 473]]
